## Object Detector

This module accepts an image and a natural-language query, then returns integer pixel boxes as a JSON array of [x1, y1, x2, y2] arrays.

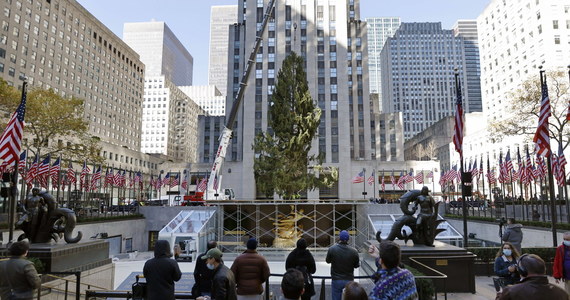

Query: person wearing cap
[[197, 248, 237, 300], [230, 238, 270, 300], [0, 241, 41, 300], [143, 240, 182, 300], [326, 230, 360, 300], [193, 241, 218, 298]]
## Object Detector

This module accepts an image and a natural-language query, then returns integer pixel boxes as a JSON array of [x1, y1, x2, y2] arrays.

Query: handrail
[[38, 271, 81, 300], [85, 290, 194, 299]]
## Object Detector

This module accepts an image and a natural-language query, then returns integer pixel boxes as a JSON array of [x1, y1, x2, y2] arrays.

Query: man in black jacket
[[193, 241, 218, 297], [143, 240, 182, 300], [197, 248, 236, 300]]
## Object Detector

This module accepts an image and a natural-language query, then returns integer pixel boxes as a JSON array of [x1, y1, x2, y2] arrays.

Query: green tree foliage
[[252, 52, 338, 199], [0, 80, 103, 163], [489, 69, 569, 150]]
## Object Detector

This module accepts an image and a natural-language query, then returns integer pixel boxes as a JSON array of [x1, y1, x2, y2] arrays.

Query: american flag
[[523, 148, 535, 185], [0, 83, 27, 169], [414, 172, 424, 184], [426, 170, 434, 179], [149, 175, 155, 189], [196, 178, 207, 192], [213, 175, 219, 191], [533, 74, 551, 157], [66, 161, 76, 185], [80, 160, 90, 190], [504, 150, 514, 175], [405, 171, 414, 184], [390, 170, 396, 187], [90, 166, 101, 191], [105, 168, 114, 187], [120, 170, 127, 187], [552, 153, 560, 185], [556, 144, 567, 186], [17, 150, 27, 176], [181, 171, 189, 190], [134, 171, 142, 187], [452, 73, 464, 158], [36, 154, 51, 178], [536, 155, 547, 179], [515, 148, 524, 182], [396, 172, 406, 190], [155, 174, 163, 190], [498, 153, 506, 183], [128, 171, 134, 188], [446, 165, 458, 183], [162, 172, 171, 187], [113, 169, 123, 186], [170, 173, 179, 188], [367, 171, 375, 186], [471, 159, 479, 178], [380, 173, 385, 192], [50, 156, 61, 188], [351, 170, 365, 184]]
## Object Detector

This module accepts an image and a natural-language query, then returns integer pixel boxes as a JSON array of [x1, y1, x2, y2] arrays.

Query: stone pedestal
[[1, 240, 111, 272]]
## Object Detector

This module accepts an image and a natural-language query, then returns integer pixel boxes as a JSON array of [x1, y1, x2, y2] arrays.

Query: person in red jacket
[[230, 238, 270, 300], [553, 232, 570, 294]]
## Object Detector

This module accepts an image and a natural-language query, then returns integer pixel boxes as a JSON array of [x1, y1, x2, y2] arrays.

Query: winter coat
[[325, 242, 360, 281], [143, 240, 182, 300], [494, 255, 520, 285], [553, 244, 570, 280], [502, 224, 523, 253], [193, 250, 215, 295], [497, 276, 569, 300], [230, 249, 270, 295], [212, 264, 237, 300], [0, 256, 41, 300], [286, 248, 316, 298]]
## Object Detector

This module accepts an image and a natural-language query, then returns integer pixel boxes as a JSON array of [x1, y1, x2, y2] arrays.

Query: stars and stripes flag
[[390, 170, 396, 187], [80, 160, 90, 190], [154, 174, 163, 190], [90, 165, 101, 191], [533, 74, 551, 157], [66, 161, 76, 185], [446, 165, 458, 183], [552, 153, 560, 185], [50, 156, 61, 188], [162, 172, 171, 187], [380, 172, 385, 192], [169, 173, 179, 188], [134, 171, 142, 187], [367, 170, 375, 186], [535, 154, 547, 179], [113, 169, 123, 186], [213, 175, 219, 191], [0, 82, 27, 170], [396, 171, 406, 190], [479, 156, 484, 180], [405, 171, 414, 184], [439, 170, 446, 186], [556, 144, 567, 186], [514, 148, 524, 182], [471, 158, 479, 178], [498, 153, 506, 183], [504, 150, 514, 176], [36, 154, 50, 177], [427, 170, 434, 179], [128, 171, 134, 188], [105, 168, 114, 187], [120, 170, 127, 187], [17, 150, 27, 177], [452, 73, 465, 158], [196, 178, 207, 192], [351, 170, 365, 183], [414, 172, 424, 184], [523, 148, 535, 185], [181, 171, 189, 190], [149, 175, 155, 189], [486, 155, 496, 185]]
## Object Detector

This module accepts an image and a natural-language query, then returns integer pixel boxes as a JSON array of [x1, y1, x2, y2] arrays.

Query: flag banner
[[367, 171, 375, 186], [18, 150, 27, 176], [197, 178, 207, 192], [452, 73, 464, 157], [414, 172, 424, 184], [351, 170, 364, 184], [67, 162, 77, 185], [397, 172, 406, 190], [0, 83, 27, 168], [181, 171, 189, 190], [381, 172, 385, 192], [533, 74, 551, 157]]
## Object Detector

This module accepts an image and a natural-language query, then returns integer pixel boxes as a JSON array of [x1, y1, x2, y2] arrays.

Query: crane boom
[[206, 0, 276, 200]]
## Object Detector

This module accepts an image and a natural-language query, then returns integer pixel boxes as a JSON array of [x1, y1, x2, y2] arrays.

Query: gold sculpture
[[271, 205, 313, 248]]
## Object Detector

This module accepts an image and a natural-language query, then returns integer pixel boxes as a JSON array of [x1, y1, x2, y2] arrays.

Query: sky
[[78, 0, 491, 86]]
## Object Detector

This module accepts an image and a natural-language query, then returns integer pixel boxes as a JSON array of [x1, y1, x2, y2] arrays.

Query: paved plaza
[[112, 251, 563, 300]]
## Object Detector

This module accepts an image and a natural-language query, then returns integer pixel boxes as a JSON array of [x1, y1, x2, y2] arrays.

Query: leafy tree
[[489, 69, 569, 150], [252, 52, 338, 199], [0, 80, 103, 163]]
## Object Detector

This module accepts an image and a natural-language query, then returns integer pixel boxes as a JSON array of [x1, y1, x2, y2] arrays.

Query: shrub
[[405, 264, 435, 300]]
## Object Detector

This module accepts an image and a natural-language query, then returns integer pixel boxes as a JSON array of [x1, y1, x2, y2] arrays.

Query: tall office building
[[123, 21, 193, 86], [381, 22, 482, 141], [478, 0, 570, 123], [222, 0, 373, 199], [0, 0, 144, 151], [123, 22, 203, 162], [180, 85, 226, 116], [209, 5, 237, 97], [365, 17, 400, 97], [453, 20, 482, 113]]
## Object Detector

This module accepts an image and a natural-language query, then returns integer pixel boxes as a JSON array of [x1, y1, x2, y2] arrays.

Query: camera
[[496, 217, 507, 226]]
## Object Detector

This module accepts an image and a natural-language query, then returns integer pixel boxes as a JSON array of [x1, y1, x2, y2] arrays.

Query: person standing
[[497, 254, 568, 300], [493, 242, 521, 286], [143, 240, 182, 300], [193, 241, 218, 298], [502, 218, 523, 253], [285, 238, 316, 300], [198, 248, 237, 300], [230, 238, 270, 300], [326, 230, 360, 300], [368, 241, 417, 300], [0, 241, 41, 300], [553, 232, 570, 294]]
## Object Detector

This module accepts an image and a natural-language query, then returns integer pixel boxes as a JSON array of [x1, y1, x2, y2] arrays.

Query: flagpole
[[373, 168, 377, 201], [453, 70, 469, 247], [362, 168, 366, 200]]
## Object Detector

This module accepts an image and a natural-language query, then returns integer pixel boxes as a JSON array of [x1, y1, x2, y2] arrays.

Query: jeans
[[331, 279, 350, 300]]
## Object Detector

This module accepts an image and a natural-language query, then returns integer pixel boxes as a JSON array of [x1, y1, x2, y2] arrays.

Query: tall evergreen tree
[[253, 52, 338, 199]]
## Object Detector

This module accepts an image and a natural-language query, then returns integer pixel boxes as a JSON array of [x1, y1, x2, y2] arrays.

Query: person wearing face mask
[[553, 232, 570, 294], [494, 242, 521, 286], [193, 241, 219, 298], [197, 248, 236, 300]]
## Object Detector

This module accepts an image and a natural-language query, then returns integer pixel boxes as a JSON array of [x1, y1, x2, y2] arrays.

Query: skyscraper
[[209, 5, 238, 97], [380, 22, 482, 140], [365, 17, 400, 97], [453, 20, 482, 113], [222, 0, 373, 199], [123, 21, 193, 86]]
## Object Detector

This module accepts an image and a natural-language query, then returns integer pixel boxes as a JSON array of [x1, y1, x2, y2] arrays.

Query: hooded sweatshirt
[[502, 224, 523, 253], [143, 240, 182, 300]]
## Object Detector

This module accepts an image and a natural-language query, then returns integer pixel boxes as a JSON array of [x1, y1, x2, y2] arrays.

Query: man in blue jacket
[[326, 230, 360, 300]]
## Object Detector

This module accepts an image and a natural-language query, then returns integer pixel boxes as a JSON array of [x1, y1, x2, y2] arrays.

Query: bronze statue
[[376, 186, 445, 247], [16, 188, 82, 244], [271, 205, 313, 248]]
